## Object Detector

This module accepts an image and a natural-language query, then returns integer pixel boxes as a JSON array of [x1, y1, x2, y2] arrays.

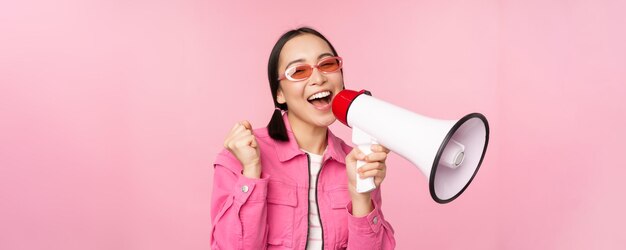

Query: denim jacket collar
[[274, 112, 346, 164]]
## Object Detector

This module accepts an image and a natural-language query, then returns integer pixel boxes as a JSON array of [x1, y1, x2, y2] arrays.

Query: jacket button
[[241, 185, 249, 193], [372, 216, 378, 225]]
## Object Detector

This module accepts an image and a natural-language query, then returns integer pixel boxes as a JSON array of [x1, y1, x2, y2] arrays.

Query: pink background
[[2, 0, 625, 249]]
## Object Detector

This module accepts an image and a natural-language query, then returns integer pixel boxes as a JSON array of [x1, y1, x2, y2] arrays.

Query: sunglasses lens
[[288, 65, 312, 80], [318, 57, 341, 72]]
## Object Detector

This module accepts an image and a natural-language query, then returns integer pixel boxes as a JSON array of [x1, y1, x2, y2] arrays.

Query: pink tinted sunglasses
[[278, 56, 343, 81]]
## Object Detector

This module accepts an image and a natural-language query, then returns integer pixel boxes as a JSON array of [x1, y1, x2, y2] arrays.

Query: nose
[[307, 67, 327, 86]]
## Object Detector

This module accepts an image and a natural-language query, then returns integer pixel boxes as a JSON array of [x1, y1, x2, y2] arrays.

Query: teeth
[[307, 91, 331, 101]]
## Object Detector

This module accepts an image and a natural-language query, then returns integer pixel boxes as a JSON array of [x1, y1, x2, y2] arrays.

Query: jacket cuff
[[233, 173, 270, 204], [346, 199, 383, 233]]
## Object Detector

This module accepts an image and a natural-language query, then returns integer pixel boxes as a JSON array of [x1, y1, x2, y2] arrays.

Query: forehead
[[279, 34, 334, 66]]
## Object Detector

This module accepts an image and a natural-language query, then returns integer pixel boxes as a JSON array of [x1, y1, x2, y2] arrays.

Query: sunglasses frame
[[277, 56, 343, 81]]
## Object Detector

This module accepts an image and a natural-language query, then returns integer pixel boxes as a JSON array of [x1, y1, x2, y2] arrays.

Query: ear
[[276, 87, 286, 104]]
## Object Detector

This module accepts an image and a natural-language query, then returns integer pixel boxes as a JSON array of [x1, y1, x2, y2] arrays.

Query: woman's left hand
[[345, 144, 391, 200]]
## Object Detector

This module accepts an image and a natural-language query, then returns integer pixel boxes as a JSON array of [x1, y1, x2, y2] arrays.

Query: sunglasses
[[278, 56, 343, 81]]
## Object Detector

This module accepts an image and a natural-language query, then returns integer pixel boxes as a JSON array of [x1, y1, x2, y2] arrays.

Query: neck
[[287, 113, 328, 155]]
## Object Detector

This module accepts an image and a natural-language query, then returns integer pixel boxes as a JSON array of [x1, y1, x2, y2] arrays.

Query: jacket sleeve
[[345, 187, 396, 249], [210, 149, 270, 249]]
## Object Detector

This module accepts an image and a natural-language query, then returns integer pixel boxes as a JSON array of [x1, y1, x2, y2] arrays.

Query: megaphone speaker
[[332, 89, 490, 204]]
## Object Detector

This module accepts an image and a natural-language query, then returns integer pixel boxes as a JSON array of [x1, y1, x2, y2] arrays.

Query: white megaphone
[[332, 89, 489, 204]]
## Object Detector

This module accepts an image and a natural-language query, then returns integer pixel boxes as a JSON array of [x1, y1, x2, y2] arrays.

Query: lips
[[307, 90, 333, 111], [307, 90, 332, 101]]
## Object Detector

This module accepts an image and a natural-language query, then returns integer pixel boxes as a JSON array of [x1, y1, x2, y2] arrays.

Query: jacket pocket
[[328, 187, 350, 209], [328, 187, 350, 246], [266, 180, 298, 247]]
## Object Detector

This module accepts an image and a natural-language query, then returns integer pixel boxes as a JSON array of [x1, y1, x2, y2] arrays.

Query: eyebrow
[[284, 53, 335, 70]]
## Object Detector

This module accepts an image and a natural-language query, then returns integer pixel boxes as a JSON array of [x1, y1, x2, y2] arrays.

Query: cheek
[[282, 86, 306, 103], [329, 74, 344, 87]]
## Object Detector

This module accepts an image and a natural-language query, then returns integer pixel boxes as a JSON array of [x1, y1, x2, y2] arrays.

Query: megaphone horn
[[332, 89, 490, 204]]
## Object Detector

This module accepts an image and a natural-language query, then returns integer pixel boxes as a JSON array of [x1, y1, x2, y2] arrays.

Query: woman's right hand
[[223, 120, 262, 178]]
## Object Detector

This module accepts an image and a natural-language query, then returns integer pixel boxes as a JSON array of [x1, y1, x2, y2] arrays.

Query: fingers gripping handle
[[353, 127, 377, 193], [356, 145, 378, 193]]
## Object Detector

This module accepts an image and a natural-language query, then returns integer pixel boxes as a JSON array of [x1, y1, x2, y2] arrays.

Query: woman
[[211, 27, 396, 249]]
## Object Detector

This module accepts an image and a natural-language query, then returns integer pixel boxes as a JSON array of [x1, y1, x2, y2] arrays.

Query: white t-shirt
[[302, 149, 324, 250]]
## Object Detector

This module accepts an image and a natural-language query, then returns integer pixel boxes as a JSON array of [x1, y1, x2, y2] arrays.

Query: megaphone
[[332, 89, 489, 204]]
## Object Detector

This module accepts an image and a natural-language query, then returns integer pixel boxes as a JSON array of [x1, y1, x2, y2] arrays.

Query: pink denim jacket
[[211, 114, 396, 249]]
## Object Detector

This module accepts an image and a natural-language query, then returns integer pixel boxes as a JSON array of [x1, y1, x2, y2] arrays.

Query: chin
[[315, 114, 337, 128]]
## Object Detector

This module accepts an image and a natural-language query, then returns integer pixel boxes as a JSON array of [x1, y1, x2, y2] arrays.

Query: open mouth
[[307, 90, 333, 109]]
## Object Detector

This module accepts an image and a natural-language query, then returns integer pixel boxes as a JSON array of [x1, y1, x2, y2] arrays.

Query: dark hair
[[267, 27, 341, 141]]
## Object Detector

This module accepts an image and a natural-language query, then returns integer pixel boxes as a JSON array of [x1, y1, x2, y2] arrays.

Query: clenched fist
[[223, 120, 262, 178]]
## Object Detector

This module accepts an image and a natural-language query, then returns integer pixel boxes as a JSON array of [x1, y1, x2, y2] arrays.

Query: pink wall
[[1, 0, 625, 249]]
